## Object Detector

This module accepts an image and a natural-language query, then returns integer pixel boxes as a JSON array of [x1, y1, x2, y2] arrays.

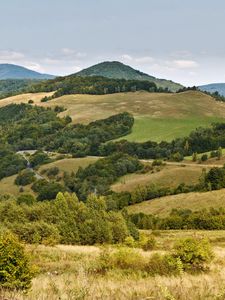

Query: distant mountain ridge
[[0, 64, 54, 80], [75, 61, 183, 92], [199, 83, 225, 96]]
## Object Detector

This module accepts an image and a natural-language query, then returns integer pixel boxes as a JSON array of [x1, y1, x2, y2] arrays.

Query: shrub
[[12, 221, 60, 245], [124, 236, 136, 247], [46, 167, 59, 177], [201, 154, 208, 162], [15, 169, 36, 186], [0, 231, 33, 291], [17, 194, 36, 205], [110, 247, 146, 270], [142, 236, 156, 251], [173, 238, 214, 272], [152, 159, 163, 166], [28, 99, 34, 104], [145, 253, 183, 276]]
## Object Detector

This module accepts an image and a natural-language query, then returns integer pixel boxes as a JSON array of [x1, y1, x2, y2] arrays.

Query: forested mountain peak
[[75, 61, 183, 92]]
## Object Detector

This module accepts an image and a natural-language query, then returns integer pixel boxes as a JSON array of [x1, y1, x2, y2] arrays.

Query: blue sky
[[0, 0, 225, 85]]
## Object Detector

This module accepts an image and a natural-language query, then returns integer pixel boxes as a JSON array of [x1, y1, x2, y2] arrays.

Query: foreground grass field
[[4, 230, 225, 300], [127, 188, 225, 217], [2, 90, 225, 142]]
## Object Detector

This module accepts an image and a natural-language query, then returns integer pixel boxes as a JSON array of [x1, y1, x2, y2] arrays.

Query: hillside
[[76, 61, 183, 92], [0, 64, 54, 79], [2, 90, 225, 142], [199, 83, 225, 96], [127, 188, 225, 217]]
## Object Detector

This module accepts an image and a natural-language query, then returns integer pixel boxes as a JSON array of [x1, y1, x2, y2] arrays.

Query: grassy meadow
[[2, 90, 225, 142], [127, 188, 225, 217], [3, 230, 225, 300], [112, 164, 206, 193]]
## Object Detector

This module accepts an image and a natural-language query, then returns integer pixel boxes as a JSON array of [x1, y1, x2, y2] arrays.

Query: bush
[[17, 194, 36, 205], [12, 221, 60, 245], [109, 247, 146, 270], [173, 238, 214, 272], [28, 99, 34, 104], [15, 169, 36, 186], [141, 236, 156, 251], [145, 253, 183, 276], [124, 236, 136, 247], [201, 154, 208, 162], [46, 167, 59, 177], [152, 159, 163, 166], [0, 231, 33, 291]]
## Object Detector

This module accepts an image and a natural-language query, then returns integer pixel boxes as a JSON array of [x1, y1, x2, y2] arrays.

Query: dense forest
[[28, 75, 169, 98], [0, 79, 41, 99]]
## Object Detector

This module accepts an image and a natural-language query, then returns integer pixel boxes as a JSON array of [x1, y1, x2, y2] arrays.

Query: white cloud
[[61, 48, 87, 58], [0, 50, 24, 61], [121, 54, 154, 65], [171, 60, 199, 69]]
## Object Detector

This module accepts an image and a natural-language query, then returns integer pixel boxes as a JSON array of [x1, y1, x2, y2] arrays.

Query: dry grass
[[0, 174, 34, 196], [112, 164, 205, 192], [3, 231, 225, 300], [0, 157, 99, 197], [2, 90, 225, 142], [39, 157, 99, 175], [0, 92, 54, 107], [127, 188, 225, 217]]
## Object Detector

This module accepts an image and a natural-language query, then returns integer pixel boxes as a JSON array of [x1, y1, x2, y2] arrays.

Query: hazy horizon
[[1, 0, 225, 86]]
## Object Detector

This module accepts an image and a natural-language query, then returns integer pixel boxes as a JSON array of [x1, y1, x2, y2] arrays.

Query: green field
[[124, 116, 225, 142]]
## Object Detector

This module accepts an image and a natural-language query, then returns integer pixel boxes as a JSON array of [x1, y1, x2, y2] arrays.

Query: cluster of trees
[[99, 123, 225, 160], [26, 75, 170, 98], [45, 112, 134, 155], [0, 104, 71, 151], [0, 192, 137, 245], [131, 207, 225, 230], [64, 153, 143, 200], [0, 104, 134, 157], [0, 146, 26, 180], [0, 79, 40, 99]]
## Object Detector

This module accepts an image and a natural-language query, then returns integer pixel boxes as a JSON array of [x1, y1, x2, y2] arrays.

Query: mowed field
[[127, 188, 225, 217], [2, 90, 225, 142]]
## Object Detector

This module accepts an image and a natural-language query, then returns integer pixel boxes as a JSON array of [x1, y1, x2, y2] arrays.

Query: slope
[[199, 83, 225, 96], [0, 64, 54, 79], [76, 61, 183, 92], [1, 90, 225, 142]]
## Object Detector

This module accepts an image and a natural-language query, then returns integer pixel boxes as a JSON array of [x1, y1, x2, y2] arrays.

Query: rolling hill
[[1, 90, 225, 142], [0, 64, 54, 79], [75, 61, 183, 92], [127, 188, 225, 217], [199, 83, 225, 96]]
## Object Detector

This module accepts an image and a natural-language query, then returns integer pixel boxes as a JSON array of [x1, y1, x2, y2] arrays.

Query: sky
[[1, 0, 225, 86]]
